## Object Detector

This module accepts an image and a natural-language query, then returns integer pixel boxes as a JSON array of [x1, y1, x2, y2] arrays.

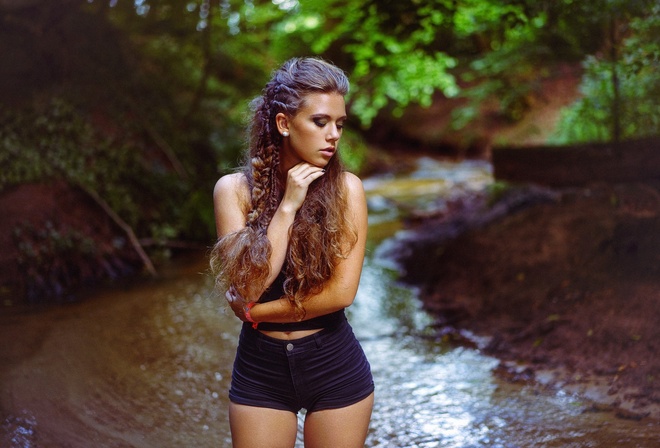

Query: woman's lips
[[321, 147, 335, 157]]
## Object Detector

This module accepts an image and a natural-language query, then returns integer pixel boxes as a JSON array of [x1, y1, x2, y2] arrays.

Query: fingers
[[225, 287, 249, 321], [287, 162, 325, 186], [281, 163, 325, 212]]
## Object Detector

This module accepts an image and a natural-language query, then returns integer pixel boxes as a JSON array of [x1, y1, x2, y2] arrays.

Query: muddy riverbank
[[392, 180, 660, 421]]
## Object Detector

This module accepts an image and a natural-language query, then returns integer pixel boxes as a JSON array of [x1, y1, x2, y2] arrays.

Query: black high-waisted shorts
[[229, 313, 374, 413]]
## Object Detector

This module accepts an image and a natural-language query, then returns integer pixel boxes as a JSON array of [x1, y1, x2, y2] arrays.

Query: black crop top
[[252, 271, 345, 331]]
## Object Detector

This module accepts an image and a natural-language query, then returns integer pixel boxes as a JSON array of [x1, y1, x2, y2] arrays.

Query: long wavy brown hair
[[209, 57, 357, 319]]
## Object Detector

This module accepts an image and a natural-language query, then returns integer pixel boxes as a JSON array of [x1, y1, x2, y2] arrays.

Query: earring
[[282, 131, 289, 137]]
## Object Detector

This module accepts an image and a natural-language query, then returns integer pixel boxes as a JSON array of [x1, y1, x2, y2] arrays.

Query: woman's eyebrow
[[310, 113, 348, 120]]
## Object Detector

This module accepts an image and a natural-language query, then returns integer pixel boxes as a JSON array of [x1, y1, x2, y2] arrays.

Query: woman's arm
[[248, 172, 368, 323], [214, 163, 326, 300]]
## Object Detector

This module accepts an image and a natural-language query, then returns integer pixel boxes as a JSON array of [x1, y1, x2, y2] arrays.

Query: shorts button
[[286, 343, 294, 351]]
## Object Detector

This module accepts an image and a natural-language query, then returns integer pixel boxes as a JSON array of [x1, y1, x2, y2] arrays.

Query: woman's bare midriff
[[259, 328, 323, 340]]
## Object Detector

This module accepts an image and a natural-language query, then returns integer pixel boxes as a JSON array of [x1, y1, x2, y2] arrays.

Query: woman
[[210, 57, 374, 448]]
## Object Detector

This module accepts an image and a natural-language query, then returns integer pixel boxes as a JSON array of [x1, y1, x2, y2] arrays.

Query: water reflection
[[1, 159, 659, 447]]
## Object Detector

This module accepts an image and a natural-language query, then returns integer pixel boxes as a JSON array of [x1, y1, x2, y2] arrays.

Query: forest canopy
[[86, 0, 659, 132]]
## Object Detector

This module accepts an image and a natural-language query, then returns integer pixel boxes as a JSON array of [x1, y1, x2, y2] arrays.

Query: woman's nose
[[327, 125, 340, 141]]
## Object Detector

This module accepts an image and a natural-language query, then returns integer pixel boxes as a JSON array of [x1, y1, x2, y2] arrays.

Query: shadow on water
[[1, 158, 659, 447]]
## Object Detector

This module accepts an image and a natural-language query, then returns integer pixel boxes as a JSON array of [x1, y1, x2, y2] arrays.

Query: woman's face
[[277, 92, 347, 171]]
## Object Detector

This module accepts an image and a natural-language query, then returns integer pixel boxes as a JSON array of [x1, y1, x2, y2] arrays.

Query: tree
[[551, 2, 660, 143], [83, 0, 658, 137]]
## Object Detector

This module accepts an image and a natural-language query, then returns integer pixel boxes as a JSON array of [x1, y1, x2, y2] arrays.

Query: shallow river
[[2, 158, 659, 447]]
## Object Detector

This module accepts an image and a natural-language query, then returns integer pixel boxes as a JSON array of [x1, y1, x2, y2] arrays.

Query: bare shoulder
[[213, 172, 250, 235], [214, 172, 249, 202], [341, 172, 367, 222], [341, 171, 365, 195]]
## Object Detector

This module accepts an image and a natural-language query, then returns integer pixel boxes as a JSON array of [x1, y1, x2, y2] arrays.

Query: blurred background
[[1, 1, 659, 447]]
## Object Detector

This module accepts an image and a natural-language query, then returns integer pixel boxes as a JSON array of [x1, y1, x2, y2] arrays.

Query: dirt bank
[[0, 182, 141, 304], [393, 181, 660, 421]]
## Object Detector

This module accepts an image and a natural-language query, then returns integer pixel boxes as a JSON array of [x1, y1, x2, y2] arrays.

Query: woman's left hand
[[225, 286, 248, 321]]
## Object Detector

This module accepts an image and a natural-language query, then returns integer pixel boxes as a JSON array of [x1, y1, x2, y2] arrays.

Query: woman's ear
[[275, 113, 290, 136]]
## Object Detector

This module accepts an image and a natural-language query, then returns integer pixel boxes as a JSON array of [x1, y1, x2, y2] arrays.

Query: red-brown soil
[[0, 181, 140, 304], [395, 181, 660, 421]]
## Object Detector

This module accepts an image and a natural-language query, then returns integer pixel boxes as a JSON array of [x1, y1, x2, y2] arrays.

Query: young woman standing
[[210, 57, 374, 448]]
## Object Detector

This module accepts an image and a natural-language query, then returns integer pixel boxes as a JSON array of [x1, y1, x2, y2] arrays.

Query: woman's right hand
[[279, 162, 325, 213]]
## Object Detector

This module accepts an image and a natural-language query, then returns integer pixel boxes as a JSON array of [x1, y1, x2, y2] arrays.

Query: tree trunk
[[610, 14, 621, 145]]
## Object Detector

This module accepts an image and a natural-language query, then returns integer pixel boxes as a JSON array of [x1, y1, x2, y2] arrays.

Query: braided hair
[[210, 58, 356, 318]]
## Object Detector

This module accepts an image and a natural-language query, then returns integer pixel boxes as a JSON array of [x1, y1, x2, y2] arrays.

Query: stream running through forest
[[2, 158, 659, 447]]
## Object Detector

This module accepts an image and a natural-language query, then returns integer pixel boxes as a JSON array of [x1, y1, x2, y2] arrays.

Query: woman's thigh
[[303, 392, 374, 448], [229, 402, 298, 448]]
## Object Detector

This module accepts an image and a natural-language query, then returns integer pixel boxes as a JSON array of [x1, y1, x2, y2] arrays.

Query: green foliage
[[194, 0, 464, 127], [0, 99, 117, 190], [177, 189, 217, 242], [0, 98, 186, 236], [92, 0, 659, 148], [551, 5, 660, 143], [338, 129, 369, 174], [453, 0, 605, 128], [308, 0, 461, 126]]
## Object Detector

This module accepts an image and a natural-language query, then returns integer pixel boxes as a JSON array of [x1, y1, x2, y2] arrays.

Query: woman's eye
[[314, 120, 327, 128]]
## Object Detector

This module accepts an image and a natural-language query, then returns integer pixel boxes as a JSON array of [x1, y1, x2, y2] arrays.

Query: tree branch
[[76, 183, 158, 277]]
